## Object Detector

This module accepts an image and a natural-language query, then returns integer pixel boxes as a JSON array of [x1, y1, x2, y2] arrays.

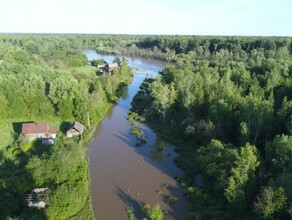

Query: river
[[84, 49, 187, 220]]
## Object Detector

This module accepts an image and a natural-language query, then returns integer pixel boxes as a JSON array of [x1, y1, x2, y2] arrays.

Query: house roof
[[71, 121, 85, 132], [108, 63, 119, 68], [21, 122, 57, 134]]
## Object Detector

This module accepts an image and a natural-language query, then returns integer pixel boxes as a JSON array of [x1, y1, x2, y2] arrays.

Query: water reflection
[[121, 86, 129, 100], [151, 138, 170, 163]]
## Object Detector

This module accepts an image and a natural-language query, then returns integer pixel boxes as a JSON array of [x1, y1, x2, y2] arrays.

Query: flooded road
[[85, 49, 187, 220]]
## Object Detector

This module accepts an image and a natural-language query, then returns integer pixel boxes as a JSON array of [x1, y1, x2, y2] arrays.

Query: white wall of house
[[25, 133, 56, 141]]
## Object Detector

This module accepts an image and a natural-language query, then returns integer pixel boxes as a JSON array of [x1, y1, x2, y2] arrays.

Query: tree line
[[91, 35, 292, 64]]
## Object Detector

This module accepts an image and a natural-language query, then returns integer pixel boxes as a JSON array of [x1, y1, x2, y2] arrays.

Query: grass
[[69, 66, 98, 76], [70, 198, 95, 220], [0, 120, 14, 150]]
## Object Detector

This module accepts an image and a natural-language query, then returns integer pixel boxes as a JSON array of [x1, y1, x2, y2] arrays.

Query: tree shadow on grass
[[12, 121, 34, 135], [27, 139, 53, 157], [59, 121, 72, 134]]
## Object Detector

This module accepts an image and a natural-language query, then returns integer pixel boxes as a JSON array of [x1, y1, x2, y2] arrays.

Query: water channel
[[84, 49, 187, 220]]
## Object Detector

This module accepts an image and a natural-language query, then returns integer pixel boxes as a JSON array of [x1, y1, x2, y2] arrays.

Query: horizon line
[[0, 32, 291, 38]]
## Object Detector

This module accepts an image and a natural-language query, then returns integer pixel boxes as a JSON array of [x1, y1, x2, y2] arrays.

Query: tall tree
[[150, 76, 177, 122], [225, 144, 260, 202]]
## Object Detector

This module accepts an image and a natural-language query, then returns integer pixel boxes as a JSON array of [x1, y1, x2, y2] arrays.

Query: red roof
[[21, 122, 57, 134]]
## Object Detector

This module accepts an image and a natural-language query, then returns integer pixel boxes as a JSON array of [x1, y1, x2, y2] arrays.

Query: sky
[[1, 0, 292, 36]]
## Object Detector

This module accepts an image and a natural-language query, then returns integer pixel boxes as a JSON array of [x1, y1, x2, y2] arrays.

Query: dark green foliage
[[266, 135, 292, 174], [130, 35, 292, 219], [165, 196, 179, 204], [93, 35, 292, 64], [254, 186, 288, 219]]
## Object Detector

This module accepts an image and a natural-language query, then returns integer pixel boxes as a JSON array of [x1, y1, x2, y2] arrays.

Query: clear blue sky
[[1, 0, 292, 36]]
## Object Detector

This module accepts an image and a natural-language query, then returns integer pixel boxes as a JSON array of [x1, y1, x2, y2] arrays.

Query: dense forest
[[1, 34, 292, 219], [92, 35, 292, 63], [0, 34, 132, 219], [129, 36, 292, 219]]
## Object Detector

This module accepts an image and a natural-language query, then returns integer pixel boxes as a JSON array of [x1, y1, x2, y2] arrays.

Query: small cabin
[[21, 122, 56, 144], [66, 121, 85, 137], [100, 62, 120, 74]]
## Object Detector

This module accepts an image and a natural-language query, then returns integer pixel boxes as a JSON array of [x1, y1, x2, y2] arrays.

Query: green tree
[[150, 76, 177, 122], [266, 135, 292, 174], [195, 140, 238, 191], [254, 186, 287, 219], [239, 80, 274, 144], [225, 144, 260, 202], [149, 204, 164, 220], [173, 69, 197, 113]]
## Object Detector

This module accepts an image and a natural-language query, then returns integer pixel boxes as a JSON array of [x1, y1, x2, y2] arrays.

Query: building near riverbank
[[21, 122, 56, 144], [99, 62, 120, 74], [66, 121, 85, 137]]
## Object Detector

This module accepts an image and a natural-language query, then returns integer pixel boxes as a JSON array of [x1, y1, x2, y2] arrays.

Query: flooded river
[[84, 49, 187, 220]]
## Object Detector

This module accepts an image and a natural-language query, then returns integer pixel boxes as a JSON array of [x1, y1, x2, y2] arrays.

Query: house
[[66, 121, 85, 137], [100, 62, 120, 74], [21, 122, 57, 143]]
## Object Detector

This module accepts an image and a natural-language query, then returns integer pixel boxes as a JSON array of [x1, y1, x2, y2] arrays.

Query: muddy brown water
[[84, 49, 187, 220]]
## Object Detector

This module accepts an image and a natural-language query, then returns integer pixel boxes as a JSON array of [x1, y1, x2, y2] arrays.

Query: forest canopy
[[129, 35, 292, 219]]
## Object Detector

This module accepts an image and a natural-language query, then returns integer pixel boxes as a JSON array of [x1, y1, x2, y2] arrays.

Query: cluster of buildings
[[97, 62, 120, 74], [21, 121, 86, 208], [21, 121, 85, 145]]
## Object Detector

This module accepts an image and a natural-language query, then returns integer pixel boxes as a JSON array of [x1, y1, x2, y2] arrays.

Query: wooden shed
[[66, 121, 85, 137]]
